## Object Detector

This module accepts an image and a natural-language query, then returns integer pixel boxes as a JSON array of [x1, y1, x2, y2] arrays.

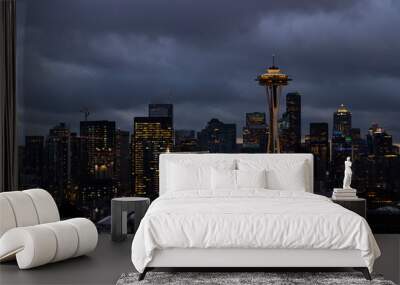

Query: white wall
[[373, 234, 400, 284]]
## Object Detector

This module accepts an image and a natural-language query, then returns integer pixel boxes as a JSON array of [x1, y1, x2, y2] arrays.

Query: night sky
[[17, 0, 400, 143]]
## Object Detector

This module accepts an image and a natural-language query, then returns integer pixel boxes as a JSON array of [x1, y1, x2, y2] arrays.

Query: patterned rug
[[117, 271, 396, 285]]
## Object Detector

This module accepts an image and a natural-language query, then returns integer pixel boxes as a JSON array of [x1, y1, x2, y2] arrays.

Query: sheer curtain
[[0, 0, 17, 192]]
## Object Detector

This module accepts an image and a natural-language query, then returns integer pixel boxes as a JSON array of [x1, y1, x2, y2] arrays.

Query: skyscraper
[[309, 123, 329, 189], [21, 136, 44, 188], [115, 129, 131, 195], [279, 112, 290, 151], [333, 104, 352, 137], [132, 116, 173, 199], [367, 124, 393, 156], [79, 121, 116, 218], [149, 104, 173, 121], [331, 105, 353, 188], [44, 123, 71, 205], [175, 129, 195, 145], [350, 128, 368, 160], [68, 133, 85, 206], [284, 92, 301, 152], [242, 112, 267, 153], [174, 129, 201, 152], [198, 118, 236, 153], [80, 120, 116, 178]]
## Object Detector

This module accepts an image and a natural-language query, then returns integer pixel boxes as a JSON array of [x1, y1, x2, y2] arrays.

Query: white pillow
[[238, 159, 307, 191], [211, 168, 237, 190], [166, 159, 236, 192], [167, 162, 211, 191], [236, 169, 267, 189], [266, 161, 306, 191]]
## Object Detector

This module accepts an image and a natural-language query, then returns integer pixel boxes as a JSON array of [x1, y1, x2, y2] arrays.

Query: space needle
[[256, 56, 291, 153]]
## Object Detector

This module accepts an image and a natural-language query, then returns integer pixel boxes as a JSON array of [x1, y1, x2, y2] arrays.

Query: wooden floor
[[0, 233, 134, 285]]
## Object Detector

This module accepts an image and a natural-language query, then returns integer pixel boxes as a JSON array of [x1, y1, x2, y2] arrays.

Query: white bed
[[131, 154, 380, 280]]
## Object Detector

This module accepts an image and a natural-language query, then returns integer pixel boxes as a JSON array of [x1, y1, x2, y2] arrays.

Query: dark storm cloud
[[17, 0, 400, 142]]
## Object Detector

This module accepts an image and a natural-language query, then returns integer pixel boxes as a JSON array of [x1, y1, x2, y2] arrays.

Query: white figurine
[[343, 157, 353, 189]]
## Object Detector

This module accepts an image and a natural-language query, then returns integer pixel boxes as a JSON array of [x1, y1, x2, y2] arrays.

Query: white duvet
[[131, 190, 380, 273]]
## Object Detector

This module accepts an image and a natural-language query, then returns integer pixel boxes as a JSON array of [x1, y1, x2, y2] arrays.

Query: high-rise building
[[68, 133, 85, 206], [330, 104, 353, 188], [279, 112, 290, 152], [353, 124, 399, 217], [174, 129, 200, 152], [350, 128, 361, 140], [132, 117, 173, 199], [115, 129, 131, 195], [333, 104, 352, 137], [21, 136, 44, 188], [309, 123, 329, 186], [44, 123, 71, 205], [242, 112, 267, 153], [79, 121, 116, 218], [149, 104, 173, 121], [367, 124, 393, 156], [284, 92, 301, 152], [175, 129, 195, 145], [350, 128, 368, 160], [80, 120, 116, 178], [198, 118, 236, 153], [69, 133, 84, 184]]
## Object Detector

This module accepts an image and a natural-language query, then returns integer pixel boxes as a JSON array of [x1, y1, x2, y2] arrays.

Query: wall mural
[[17, 0, 400, 233]]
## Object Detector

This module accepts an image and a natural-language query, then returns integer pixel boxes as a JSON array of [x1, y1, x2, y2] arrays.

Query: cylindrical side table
[[111, 197, 150, 242]]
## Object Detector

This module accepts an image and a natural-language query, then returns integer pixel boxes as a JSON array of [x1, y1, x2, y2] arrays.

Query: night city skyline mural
[[16, 0, 400, 233]]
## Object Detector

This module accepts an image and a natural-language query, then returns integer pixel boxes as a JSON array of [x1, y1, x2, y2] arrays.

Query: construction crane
[[80, 108, 90, 121]]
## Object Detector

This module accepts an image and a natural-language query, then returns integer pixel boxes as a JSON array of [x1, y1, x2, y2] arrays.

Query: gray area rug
[[117, 272, 396, 285]]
